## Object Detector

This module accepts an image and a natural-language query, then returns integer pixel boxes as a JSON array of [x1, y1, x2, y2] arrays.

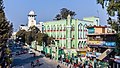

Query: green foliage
[[29, 26, 40, 41], [36, 32, 44, 45], [25, 31, 33, 45], [16, 26, 54, 46], [0, 0, 13, 67], [16, 30, 26, 43], [4, 48, 11, 55], [55, 8, 76, 20]]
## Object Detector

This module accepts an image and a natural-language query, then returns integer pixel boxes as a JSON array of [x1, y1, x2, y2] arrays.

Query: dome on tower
[[28, 10, 36, 16]]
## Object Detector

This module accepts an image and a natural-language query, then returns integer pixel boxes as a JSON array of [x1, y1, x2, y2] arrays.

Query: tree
[[36, 32, 44, 45], [55, 8, 76, 20], [42, 33, 54, 47], [16, 25, 54, 47], [28, 26, 40, 41], [97, 0, 120, 55], [16, 29, 26, 43], [25, 31, 33, 45], [0, 0, 13, 67]]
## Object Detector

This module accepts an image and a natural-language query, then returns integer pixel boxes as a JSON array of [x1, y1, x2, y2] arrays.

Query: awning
[[64, 49, 77, 53], [114, 59, 120, 63], [88, 44, 101, 48], [97, 49, 113, 60], [76, 48, 87, 51]]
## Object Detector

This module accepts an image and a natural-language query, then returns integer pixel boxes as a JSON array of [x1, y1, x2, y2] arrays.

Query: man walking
[[31, 61, 34, 67]]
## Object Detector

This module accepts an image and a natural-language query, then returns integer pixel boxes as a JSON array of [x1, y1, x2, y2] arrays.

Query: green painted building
[[43, 16, 99, 48], [42, 15, 99, 60]]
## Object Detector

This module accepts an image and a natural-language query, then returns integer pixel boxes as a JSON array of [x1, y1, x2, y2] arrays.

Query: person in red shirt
[[74, 63, 77, 68], [36, 59, 40, 66]]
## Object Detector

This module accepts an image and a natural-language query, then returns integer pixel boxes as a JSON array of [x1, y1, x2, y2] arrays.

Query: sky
[[4, 0, 108, 31]]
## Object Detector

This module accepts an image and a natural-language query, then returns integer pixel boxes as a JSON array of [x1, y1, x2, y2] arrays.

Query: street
[[11, 46, 66, 68]]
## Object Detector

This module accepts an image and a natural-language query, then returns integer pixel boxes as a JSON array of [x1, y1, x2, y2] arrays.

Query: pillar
[[113, 63, 115, 68], [66, 15, 71, 49], [117, 63, 119, 68], [75, 19, 78, 48], [55, 40, 59, 61]]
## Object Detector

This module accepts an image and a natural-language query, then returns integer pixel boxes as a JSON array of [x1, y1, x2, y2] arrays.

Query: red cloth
[[74, 64, 77, 68], [36, 59, 39, 62], [66, 59, 69, 63]]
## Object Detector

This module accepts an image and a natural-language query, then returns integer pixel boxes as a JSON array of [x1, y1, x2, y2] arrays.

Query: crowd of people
[[57, 56, 110, 68]]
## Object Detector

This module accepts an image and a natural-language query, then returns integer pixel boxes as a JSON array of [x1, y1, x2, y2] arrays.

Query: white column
[[113, 63, 115, 68], [117, 63, 119, 68], [56, 25, 57, 39], [50, 25, 51, 37], [62, 24, 64, 48]]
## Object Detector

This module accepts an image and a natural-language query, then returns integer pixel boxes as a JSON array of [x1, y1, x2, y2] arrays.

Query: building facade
[[43, 16, 99, 49], [19, 11, 101, 62], [42, 15, 100, 60], [87, 26, 117, 67]]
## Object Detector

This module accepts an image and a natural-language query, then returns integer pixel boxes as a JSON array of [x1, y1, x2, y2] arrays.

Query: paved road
[[10, 44, 66, 68], [12, 53, 66, 68], [11, 49, 66, 68]]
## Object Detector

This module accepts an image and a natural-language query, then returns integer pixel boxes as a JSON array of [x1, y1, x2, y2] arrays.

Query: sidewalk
[[30, 47, 67, 68], [42, 57, 67, 68]]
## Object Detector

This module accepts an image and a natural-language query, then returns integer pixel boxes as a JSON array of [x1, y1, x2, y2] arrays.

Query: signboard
[[96, 52, 101, 57], [88, 28, 95, 34], [88, 41, 103, 45], [103, 42, 116, 47]]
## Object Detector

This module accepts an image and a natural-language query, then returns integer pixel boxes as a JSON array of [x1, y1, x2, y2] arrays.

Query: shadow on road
[[11, 56, 44, 67], [33, 63, 44, 67]]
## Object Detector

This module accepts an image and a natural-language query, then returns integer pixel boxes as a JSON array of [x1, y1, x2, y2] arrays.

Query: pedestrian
[[57, 64, 61, 68], [36, 59, 40, 66], [89, 62, 93, 68], [33, 53, 35, 57], [31, 61, 34, 67], [74, 63, 77, 68], [79, 63, 82, 68]]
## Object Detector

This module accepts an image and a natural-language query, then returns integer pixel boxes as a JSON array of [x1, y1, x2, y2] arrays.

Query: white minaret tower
[[28, 10, 36, 27]]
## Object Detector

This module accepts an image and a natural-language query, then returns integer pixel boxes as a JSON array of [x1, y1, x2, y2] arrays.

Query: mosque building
[[20, 10, 100, 60]]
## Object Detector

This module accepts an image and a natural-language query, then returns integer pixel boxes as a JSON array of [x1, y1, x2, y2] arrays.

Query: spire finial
[[67, 14, 71, 19]]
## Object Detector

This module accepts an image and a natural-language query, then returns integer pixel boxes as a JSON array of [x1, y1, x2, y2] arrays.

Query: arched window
[[60, 24, 62, 31], [57, 25, 59, 31], [54, 34, 56, 38], [71, 24, 75, 31], [57, 35, 59, 39], [44, 26, 46, 32], [47, 25, 50, 32], [61, 34, 62, 39], [78, 23, 82, 39], [63, 24, 66, 31], [51, 25, 53, 31], [83, 24, 87, 39], [54, 25, 56, 31], [64, 35, 66, 39]]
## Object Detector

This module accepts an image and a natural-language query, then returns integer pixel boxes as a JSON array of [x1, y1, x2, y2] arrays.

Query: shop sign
[[115, 56, 120, 59], [88, 28, 95, 34], [103, 42, 116, 47], [96, 52, 101, 57]]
